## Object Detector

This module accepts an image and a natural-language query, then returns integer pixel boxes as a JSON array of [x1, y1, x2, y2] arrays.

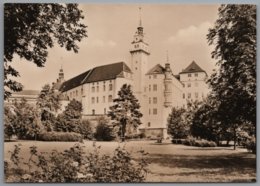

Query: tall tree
[[108, 84, 143, 142], [4, 3, 87, 99], [55, 99, 82, 132], [207, 5, 256, 149]]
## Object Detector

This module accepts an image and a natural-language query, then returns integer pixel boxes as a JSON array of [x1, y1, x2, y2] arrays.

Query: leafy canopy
[[207, 5, 256, 125], [4, 3, 87, 99]]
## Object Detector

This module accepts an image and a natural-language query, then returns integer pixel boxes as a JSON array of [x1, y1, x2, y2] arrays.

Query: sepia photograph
[[3, 3, 256, 183]]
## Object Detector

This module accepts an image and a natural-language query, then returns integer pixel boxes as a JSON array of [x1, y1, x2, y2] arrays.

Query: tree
[[207, 5, 256, 149], [36, 84, 61, 131], [55, 99, 82, 132], [167, 107, 187, 139], [4, 3, 87, 99], [108, 84, 143, 142]]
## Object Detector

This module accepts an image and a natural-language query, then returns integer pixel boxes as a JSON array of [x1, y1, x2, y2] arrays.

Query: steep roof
[[146, 64, 165, 75], [60, 62, 132, 92], [179, 61, 206, 74]]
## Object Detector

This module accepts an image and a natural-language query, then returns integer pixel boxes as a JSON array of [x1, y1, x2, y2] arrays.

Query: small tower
[[58, 66, 64, 83], [164, 63, 173, 107]]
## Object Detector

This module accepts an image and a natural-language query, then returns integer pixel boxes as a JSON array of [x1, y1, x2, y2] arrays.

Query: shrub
[[6, 143, 149, 183], [178, 138, 217, 147], [76, 120, 93, 140], [245, 137, 256, 154], [94, 117, 115, 141], [38, 131, 83, 142]]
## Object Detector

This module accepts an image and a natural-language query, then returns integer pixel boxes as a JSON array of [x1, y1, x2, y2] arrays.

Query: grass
[[4, 140, 256, 183]]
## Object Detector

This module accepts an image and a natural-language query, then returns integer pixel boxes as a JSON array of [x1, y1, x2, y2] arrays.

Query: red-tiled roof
[[179, 61, 206, 74], [60, 62, 132, 92]]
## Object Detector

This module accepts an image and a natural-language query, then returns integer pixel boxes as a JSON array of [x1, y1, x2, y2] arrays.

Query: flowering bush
[[5, 143, 149, 183]]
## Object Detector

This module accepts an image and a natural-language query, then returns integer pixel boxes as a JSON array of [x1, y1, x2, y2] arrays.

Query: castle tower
[[130, 7, 150, 97], [164, 63, 173, 107]]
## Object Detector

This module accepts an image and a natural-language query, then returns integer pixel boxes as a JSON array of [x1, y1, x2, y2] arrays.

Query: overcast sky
[[11, 4, 219, 90]]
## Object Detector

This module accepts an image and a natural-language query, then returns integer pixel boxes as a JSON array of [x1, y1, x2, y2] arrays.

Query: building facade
[[58, 16, 209, 139]]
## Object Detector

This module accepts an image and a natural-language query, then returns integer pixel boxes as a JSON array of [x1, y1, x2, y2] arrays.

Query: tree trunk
[[233, 127, 237, 150], [121, 122, 126, 142]]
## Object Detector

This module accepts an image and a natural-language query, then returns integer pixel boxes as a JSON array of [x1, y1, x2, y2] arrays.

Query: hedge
[[38, 131, 83, 142]]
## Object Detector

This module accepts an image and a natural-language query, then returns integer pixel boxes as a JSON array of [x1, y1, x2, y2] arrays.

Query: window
[[103, 96, 105, 103], [153, 84, 157, 91], [149, 76, 151, 79], [188, 93, 191, 99], [188, 73, 192, 77], [153, 74, 157, 79], [91, 97, 95, 104], [109, 84, 113, 91], [195, 73, 198, 77], [96, 97, 99, 103], [149, 109, 151, 115], [153, 97, 157, 104], [92, 109, 95, 115], [96, 86, 99, 92], [195, 82, 198, 87], [149, 85, 151, 92], [187, 83, 191, 88], [81, 87, 84, 95], [149, 97, 151, 104], [108, 95, 113, 102], [135, 67, 138, 70], [195, 92, 199, 98], [183, 93, 185, 99], [92, 86, 95, 92], [103, 85, 106, 91], [76, 90, 78, 96], [148, 122, 151, 127], [183, 84, 185, 88], [104, 108, 106, 114], [153, 108, 157, 115]]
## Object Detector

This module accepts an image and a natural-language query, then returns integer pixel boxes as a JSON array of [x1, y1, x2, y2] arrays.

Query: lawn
[[4, 140, 256, 183]]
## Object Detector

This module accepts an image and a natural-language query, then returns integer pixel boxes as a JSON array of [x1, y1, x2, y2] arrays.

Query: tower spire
[[166, 50, 169, 63], [139, 7, 142, 27]]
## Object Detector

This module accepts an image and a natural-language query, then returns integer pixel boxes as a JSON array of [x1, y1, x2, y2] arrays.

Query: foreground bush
[[38, 131, 83, 142], [5, 143, 149, 183], [172, 137, 217, 147]]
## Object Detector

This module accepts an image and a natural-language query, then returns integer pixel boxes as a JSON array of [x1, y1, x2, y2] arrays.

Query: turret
[[164, 63, 173, 107]]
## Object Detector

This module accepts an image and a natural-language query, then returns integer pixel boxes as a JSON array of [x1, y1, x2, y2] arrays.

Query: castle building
[[58, 13, 209, 139]]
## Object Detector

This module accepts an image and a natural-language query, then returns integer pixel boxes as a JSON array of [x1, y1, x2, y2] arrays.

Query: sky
[[11, 4, 219, 90]]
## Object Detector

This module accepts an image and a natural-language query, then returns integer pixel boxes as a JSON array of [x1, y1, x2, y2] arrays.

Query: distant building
[[6, 90, 40, 106], [57, 12, 209, 139]]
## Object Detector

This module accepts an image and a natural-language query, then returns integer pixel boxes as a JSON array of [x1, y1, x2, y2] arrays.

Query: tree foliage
[[4, 3, 87, 99], [108, 84, 143, 141], [5, 99, 43, 140], [94, 117, 115, 141], [207, 4, 256, 126], [207, 5, 256, 149], [54, 99, 83, 132], [167, 107, 187, 139]]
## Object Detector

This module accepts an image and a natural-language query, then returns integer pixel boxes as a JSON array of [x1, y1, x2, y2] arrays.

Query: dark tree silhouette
[[4, 3, 87, 99], [207, 5, 256, 149]]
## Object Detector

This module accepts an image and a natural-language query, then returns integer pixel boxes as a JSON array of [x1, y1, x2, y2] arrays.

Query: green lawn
[[4, 140, 256, 183]]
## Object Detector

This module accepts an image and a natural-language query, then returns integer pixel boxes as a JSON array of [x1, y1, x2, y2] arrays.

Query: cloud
[[91, 39, 117, 47], [167, 22, 212, 46]]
